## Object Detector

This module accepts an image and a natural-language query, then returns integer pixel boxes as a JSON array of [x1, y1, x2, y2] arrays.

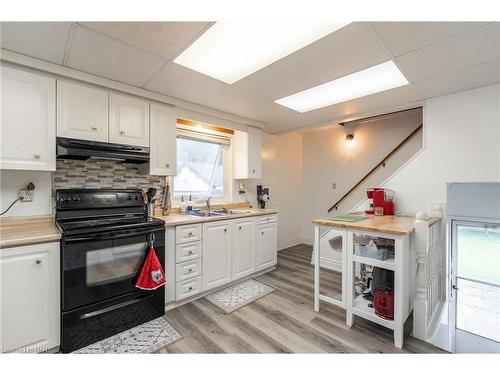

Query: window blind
[[176, 125, 232, 145]]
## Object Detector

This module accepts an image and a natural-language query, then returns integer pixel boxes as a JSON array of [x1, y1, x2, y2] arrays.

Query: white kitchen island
[[312, 214, 438, 348]]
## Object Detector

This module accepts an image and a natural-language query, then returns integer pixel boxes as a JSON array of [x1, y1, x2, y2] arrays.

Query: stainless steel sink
[[211, 209, 251, 215], [188, 211, 225, 217]]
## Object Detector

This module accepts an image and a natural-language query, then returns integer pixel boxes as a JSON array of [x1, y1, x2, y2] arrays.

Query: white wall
[[380, 84, 500, 215], [0, 170, 53, 217], [242, 132, 304, 250], [302, 109, 423, 242]]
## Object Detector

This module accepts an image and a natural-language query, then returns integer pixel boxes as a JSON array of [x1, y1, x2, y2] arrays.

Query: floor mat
[[74, 317, 182, 354], [204, 279, 275, 314]]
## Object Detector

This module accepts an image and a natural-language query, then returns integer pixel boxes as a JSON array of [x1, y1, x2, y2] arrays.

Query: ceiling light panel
[[174, 21, 349, 84], [274, 61, 409, 113]]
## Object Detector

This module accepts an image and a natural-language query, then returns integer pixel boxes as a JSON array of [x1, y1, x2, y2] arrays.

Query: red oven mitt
[[135, 245, 166, 290]]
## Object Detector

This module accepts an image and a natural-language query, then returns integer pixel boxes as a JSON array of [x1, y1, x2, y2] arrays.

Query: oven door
[[62, 226, 165, 311]]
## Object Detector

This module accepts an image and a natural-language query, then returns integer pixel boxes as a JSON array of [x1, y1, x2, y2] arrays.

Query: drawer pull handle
[[188, 286, 193, 291], [91, 126, 98, 130], [188, 268, 193, 272], [188, 250, 193, 254], [188, 232, 193, 236], [35, 259, 42, 264]]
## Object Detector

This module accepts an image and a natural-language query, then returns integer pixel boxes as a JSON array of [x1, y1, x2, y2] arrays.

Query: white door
[[203, 221, 232, 290], [1, 67, 56, 171], [247, 126, 262, 178], [451, 220, 500, 353], [232, 219, 256, 280], [109, 93, 150, 147], [57, 80, 108, 142], [150, 103, 177, 175], [0, 243, 60, 352], [256, 223, 277, 271]]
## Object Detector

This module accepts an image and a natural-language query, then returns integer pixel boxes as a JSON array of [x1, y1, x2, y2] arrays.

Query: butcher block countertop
[[155, 208, 278, 226], [312, 214, 440, 235], [0, 215, 61, 249]]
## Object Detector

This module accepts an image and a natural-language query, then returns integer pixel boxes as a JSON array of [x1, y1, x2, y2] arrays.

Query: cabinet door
[[1, 67, 56, 171], [109, 93, 150, 147], [0, 242, 60, 352], [57, 80, 108, 142], [256, 223, 277, 271], [203, 221, 232, 291], [247, 126, 262, 178], [150, 103, 177, 175], [232, 218, 256, 280]]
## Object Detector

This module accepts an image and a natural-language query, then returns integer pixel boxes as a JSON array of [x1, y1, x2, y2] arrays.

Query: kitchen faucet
[[205, 197, 211, 212]]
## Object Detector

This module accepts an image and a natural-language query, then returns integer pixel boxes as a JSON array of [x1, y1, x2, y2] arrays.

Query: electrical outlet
[[19, 189, 33, 202]]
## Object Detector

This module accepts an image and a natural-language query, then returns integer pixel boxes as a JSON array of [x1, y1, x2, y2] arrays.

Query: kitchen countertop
[[0, 215, 61, 249], [312, 214, 440, 235], [155, 208, 278, 226]]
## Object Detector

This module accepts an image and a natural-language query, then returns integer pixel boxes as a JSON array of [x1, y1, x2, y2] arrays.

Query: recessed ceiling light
[[274, 61, 409, 113], [174, 21, 349, 84]]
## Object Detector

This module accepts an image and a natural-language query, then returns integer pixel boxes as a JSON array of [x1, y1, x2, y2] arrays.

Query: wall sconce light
[[345, 134, 355, 146]]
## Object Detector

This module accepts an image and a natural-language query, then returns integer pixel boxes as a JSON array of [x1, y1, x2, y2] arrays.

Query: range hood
[[57, 137, 149, 164]]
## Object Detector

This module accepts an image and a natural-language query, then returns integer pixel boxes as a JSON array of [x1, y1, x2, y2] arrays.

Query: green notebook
[[327, 214, 367, 222]]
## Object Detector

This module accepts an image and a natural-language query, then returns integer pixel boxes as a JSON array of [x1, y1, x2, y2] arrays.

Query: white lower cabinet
[[0, 242, 60, 352], [232, 218, 256, 280], [202, 221, 232, 291], [256, 222, 278, 271]]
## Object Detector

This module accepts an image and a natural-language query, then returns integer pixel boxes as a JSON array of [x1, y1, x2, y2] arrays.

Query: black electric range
[[56, 189, 165, 353]]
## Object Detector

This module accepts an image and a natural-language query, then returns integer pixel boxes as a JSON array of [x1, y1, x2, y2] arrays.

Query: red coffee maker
[[365, 188, 395, 215]]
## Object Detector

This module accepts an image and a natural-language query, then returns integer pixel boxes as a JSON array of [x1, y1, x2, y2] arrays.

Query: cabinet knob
[[188, 232, 193, 236], [35, 259, 42, 264], [91, 126, 98, 131], [188, 268, 193, 273], [238, 226, 242, 230], [261, 231, 264, 235], [224, 228, 227, 232], [188, 286, 193, 291], [252, 169, 256, 173], [188, 250, 193, 254], [34, 154, 40, 159], [120, 130, 125, 135]]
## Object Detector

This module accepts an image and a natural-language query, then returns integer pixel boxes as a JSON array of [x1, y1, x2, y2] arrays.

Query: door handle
[[452, 285, 459, 291]]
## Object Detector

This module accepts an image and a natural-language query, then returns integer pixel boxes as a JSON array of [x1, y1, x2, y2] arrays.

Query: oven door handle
[[65, 227, 162, 243], [79, 294, 154, 319]]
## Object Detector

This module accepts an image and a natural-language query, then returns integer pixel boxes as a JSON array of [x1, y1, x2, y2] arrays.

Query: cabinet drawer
[[176, 241, 202, 263], [175, 259, 202, 282], [257, 215, 277, 224], [176, 223, 202, 244], [176, 276, 202, 301]]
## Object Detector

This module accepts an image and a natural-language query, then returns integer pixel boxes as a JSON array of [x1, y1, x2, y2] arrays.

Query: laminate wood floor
[[156, 245, 445, 354]]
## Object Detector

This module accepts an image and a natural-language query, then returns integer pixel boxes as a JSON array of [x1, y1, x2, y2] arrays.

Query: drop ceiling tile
[[143, 62, 227, 103], [415, 59, 500, 99], [265, 113, 321, 134], [79, 22, 212, 59], [371, 22, 490, 56], [397, 23, 500, 82], [0, 22, 71, 64], [66, 26, 167, 86], [307, 84, 424, 123], [235, 22, 391, 100], [198, 86, 297, 123]]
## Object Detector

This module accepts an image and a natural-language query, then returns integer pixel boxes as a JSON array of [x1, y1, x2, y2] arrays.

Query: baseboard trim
[[278, 237, 304, 251]]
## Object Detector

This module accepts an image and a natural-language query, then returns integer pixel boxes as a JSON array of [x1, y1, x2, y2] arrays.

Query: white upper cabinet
[[109, 93, 150, 147], [150, 103, 177, 175], [232, 218, 256, 280], [233, 126, 262, 179], [1, 67, 56, 171], [57, 80, 109, 142]]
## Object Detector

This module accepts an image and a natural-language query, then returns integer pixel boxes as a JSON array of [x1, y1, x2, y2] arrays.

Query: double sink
[[187, 208, 251, 217]]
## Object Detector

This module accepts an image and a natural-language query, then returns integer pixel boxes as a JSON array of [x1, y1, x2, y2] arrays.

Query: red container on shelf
[[373, 288, 394, 320]]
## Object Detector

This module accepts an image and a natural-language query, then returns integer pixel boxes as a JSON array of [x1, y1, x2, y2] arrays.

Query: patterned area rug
[[74, 318, 182, 354], [205, 279, 275, 314]]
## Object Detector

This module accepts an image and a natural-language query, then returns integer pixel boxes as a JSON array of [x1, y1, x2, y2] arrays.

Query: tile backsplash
[[53, 159, 166, 203]]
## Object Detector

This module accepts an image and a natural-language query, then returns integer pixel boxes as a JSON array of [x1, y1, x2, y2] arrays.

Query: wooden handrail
[[327, 124, 423, 212]]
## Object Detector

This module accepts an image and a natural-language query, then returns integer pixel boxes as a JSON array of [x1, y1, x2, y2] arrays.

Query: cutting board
[[326, 214, 367, 223]]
